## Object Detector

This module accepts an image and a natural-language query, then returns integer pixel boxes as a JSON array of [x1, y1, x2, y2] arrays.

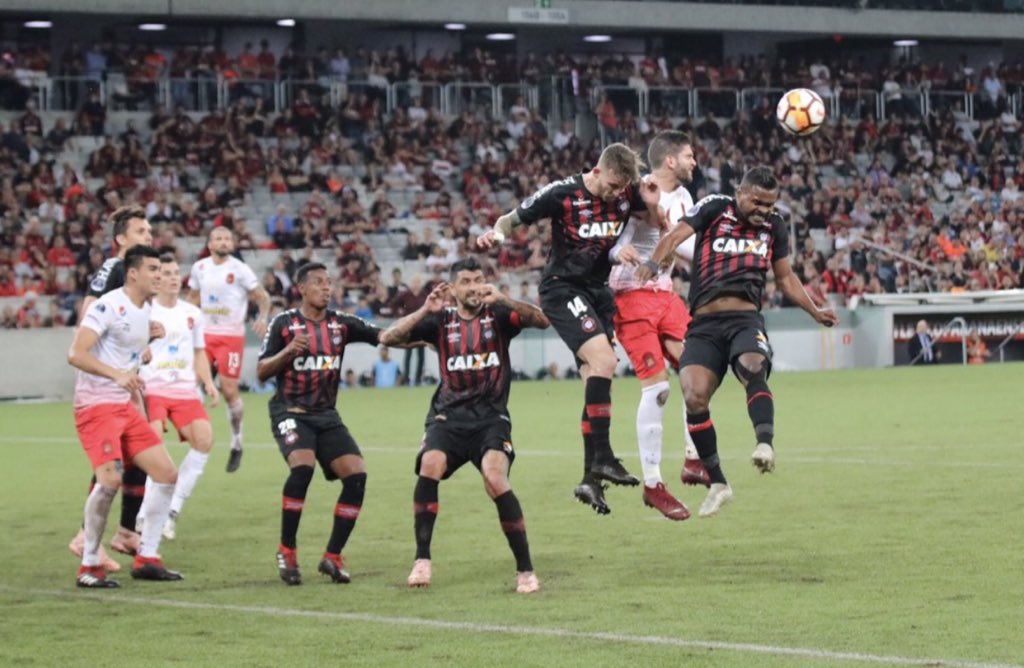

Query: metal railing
[[836, 89, 881, 120], [646, 86, 694, 118], [853, 235, 938, 292], [909, 316, 968, 365], [444, 82, 496, 118], [392, 81, 444, 115], [996, 321, 1024, 362], [740, 87, 784, 114], [27, 76, 1024, 128], [496, 83, 539, 120], [693, 87, 740, 119]]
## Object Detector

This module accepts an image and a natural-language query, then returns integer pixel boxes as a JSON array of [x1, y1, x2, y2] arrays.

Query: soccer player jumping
[[637, 167, 838, 517], [478, 143, 662, 515], [608, 131, 707, 521], [380, 258, 550, 593]]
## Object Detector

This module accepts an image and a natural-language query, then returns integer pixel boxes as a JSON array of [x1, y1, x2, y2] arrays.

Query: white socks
[[637, 381, 670, 487], [82, 485, 117, 567], [227, 399, 244, 447], [171, 449, 209, 515], [139, 482, 174, 558]]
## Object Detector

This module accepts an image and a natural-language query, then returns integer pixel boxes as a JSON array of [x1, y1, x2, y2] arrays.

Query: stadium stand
[[0, 38, 1022, 332]]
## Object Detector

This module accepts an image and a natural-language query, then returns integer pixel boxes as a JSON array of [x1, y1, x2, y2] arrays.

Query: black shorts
[[270, 407, 361, 481], [415, 417, 515, 480], [680, 311, 773, 381], [539, 278, 616, 364]]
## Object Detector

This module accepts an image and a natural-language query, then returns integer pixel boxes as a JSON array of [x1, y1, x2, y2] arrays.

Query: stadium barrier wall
[[5, 303, 1022, 401]]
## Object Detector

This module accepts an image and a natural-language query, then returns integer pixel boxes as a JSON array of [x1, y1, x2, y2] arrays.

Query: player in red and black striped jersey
[[380, 257, 549, 593], [69, 205, 155, 572], [639, 167, 838, 517], [478, 143, 663, 515], [257, 262, 381, 586]]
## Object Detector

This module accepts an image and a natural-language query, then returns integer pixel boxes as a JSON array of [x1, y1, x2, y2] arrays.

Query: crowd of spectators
[[1, 39, 1023, 332]]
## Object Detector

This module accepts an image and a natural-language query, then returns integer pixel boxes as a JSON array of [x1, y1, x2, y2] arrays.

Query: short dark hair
[[124, 245, 161, 270], [208, 226, 235, 241], [450, 256, 482, 279], [159, 253, 177, 264], [647, 130, 692, 168], [110, 205, 147, 240], [295, 262, 328, 284], [740, 166, 779, 191]]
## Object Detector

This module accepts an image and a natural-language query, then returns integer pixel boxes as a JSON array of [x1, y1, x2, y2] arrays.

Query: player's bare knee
[[150, 465, 178, 485], [220, 380, 240, 401], [419, 451, 446, 479], [733, 357, 768, 388], [191, 423, 214, 452], [331, 453, 366, 479], [588, 354, 617, 378], [483, 472, 511, 499], [95, 465, 122, 490], [684, 393, 710, 414]]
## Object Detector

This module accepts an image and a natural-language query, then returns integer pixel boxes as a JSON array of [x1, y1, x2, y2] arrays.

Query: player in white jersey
[[67, 246, 182, 587], [608, 131, 709, 521], [187, 227, 271, 473], [69, 206, 155, 571], [141, 254, 220, 541]]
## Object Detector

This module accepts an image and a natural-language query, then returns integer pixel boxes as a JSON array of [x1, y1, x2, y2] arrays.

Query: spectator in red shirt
[[0, 267, 17, 297], [46, 235, 77, 268]]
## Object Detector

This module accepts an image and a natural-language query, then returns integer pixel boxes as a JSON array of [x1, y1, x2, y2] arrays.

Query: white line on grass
[[3, 436, 1021, 469], [1, 586, 1018, 668]]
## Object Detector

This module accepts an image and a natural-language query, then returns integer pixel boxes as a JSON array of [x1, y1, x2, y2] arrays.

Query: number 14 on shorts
[[567, 296, 588, 318]]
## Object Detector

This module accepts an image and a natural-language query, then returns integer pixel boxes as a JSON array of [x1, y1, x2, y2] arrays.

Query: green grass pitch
[[1, 365, 1022, 667]]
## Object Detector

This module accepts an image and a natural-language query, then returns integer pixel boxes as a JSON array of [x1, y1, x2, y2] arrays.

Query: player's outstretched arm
[[68, 327, 144, 393], [186, 288, 200, 307], [379, 283, 451, 346], [477, 284, 549, 329], [772, 257, 839, 327], [477, 210, 520, 250], [636, 220, 696, 283]]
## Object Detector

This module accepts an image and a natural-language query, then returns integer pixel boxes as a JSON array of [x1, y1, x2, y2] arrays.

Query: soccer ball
[[776, 88, 826, 136]]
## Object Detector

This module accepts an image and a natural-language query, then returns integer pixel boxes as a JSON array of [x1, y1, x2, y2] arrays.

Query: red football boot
[[642, 483, 691, 521]]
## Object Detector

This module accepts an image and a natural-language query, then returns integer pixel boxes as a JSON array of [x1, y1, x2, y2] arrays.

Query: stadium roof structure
[[5, 0, 1024, 39]]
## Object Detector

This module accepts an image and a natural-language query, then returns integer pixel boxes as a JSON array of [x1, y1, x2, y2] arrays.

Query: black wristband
[[642, 259, 660, 274]]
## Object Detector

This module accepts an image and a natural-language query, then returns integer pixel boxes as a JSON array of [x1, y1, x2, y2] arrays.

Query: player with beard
[[188, 227, 271, 472], [637, 167, 838, 516], [478, 143, 662, 515], [380, 257, 549, 593], [258, 262, 380, 586], [68, 206, 158, 570], [608, 131, 708, 521], [68, 245, 183, 587]]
